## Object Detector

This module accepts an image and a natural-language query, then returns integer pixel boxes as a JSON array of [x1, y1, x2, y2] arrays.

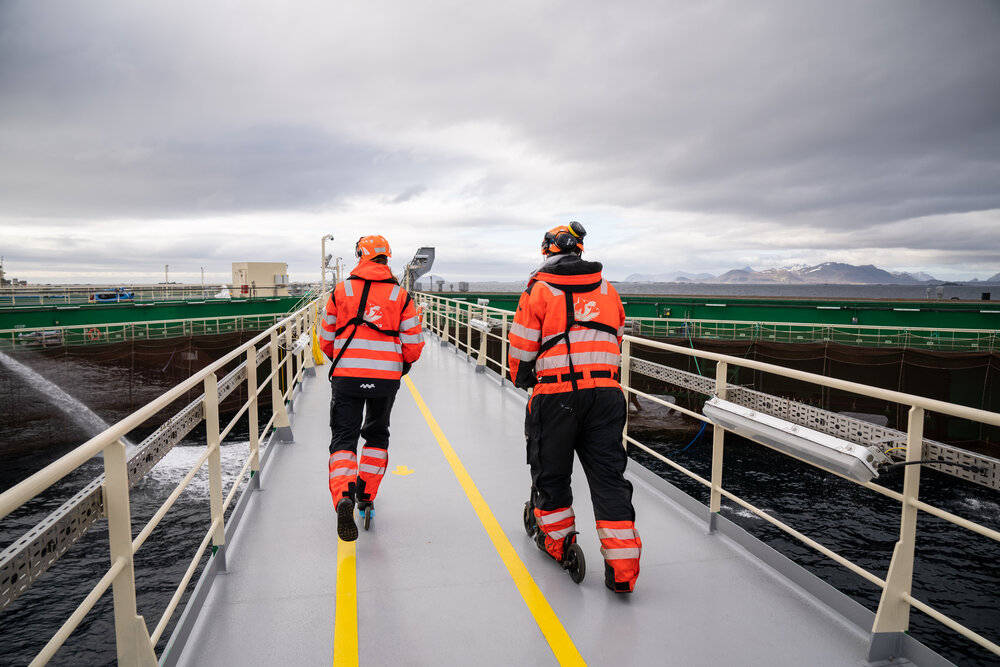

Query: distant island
[[624, 262, 1000, 285]]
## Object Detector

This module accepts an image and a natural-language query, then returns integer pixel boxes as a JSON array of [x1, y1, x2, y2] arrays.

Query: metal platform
[[165, 336, 950, 666]]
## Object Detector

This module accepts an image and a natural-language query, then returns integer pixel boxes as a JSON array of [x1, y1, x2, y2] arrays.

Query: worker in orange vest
[[319, 234, 425, 541], [508, 222, 641, 592]]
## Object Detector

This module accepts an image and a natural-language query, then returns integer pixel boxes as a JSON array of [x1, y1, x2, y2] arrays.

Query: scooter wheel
[[362, 507, 373, 530], [522, 502, 537, 538], [563, 543, 586, 584]]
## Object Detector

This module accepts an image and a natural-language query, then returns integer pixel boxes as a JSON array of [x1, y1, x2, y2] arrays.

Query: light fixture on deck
[[702, 397, 886, 483]]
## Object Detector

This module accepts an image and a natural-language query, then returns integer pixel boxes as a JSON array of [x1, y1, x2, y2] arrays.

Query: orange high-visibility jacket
[[508, 255, 625, 395], [319, 261, 424, 380]]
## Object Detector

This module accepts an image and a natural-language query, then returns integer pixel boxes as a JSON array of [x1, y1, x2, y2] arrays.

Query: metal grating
[[630, 357, 1000, 492]]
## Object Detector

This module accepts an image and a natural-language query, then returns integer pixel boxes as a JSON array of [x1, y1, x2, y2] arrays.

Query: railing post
[[203, 372, 227, 568], [104, 439, 158, 666], [270, 330, 294, 441], [301, 311, 315, 377], [465, 302, 472, 357], [708, 360, 728, 532], [475, 304, 489, 373], [500, 314, 509, 385], [869, 405, 924, 661], [284, 322, 295, 408], [247, 345, 261, 478], [621, 338, 631, 450]]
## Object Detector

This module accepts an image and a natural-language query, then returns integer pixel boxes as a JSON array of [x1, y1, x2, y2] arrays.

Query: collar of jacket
[[349, 261, 396, 281], [529, 254, 604, 289]]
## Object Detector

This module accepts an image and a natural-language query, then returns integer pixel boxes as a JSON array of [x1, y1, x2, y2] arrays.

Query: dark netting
[[0, 332, 275, 467]]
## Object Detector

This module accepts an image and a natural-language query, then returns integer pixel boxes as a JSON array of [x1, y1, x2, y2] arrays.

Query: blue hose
[[669, 420, 707, 456]]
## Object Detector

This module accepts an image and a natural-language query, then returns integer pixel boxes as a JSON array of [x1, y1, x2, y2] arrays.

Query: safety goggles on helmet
[[541, 221, 587, 255], [355, 234, 392, 260]]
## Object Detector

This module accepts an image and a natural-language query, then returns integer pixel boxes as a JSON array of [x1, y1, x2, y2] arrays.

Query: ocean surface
[[2, 283, 999, 665]]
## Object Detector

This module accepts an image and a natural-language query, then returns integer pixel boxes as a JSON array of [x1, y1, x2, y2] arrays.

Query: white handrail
[[0, 298, 319, 664], [418, 291, 1000, 661]]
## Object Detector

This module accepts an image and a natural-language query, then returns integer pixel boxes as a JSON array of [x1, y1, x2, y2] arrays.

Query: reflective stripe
[[343, 280, 354, 297], [389, 285, 401, 301], [600, 280, 608, 295], [319, 327, 338, 341], [541, 283, 563, 297], [399, 332, 423, 345], [324, 313, 338, 327], [553, 329, 618, 345], [359, 463, 386, 475], [334, 338, 402, 352], [597, 527, 638, 540], [617, 325, 625, 337], [546, 526, 574, 540], [329, 465, 356, 479], [330, 452, 357, 463], [537, 508, 575, 525], [509, 346, 538, 361], [510, 322, 541, 341], [362, 448, 388, 460], [400, 316, 421, 330], [335, 358, 404, 372], [600, 547, 641, 560], [536, 351, 621, 371]]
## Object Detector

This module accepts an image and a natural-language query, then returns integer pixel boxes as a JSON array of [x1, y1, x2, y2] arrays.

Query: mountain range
[[624, 263, 1000, 285]]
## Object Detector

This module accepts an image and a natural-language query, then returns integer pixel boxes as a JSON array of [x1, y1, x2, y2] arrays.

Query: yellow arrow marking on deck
[[404, 376, 586, 667], [333, 538, 358, 667], [391, 465, 415, 475]]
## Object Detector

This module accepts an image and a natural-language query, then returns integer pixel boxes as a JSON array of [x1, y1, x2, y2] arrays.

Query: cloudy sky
[[1, 0, 998, 285]]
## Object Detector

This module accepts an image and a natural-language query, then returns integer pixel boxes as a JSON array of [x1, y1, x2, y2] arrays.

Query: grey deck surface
[[173, 337, 875, 666]]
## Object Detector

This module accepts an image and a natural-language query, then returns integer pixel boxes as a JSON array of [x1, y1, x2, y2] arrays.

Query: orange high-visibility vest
[[508, 258, 625, 395], [319, 261, 423, 380]]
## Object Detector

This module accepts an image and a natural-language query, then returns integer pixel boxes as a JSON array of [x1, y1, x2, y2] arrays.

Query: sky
[[1, 0, 999, 286]]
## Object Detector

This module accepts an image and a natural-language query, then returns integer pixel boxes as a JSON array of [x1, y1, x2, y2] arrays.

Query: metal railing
[[621, 316, 1000, 352], [0, 284, 319, 307], [0, 298, 322, 665], [0, 314, 292, 350], [417, 292, 1000, 662]]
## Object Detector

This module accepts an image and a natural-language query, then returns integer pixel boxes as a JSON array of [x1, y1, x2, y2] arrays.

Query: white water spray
[[0, 350, 133, 448]]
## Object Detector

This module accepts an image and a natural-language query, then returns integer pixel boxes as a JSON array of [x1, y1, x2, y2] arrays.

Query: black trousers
[[329, 390, 398, 455], [524, 387, 634, 522]]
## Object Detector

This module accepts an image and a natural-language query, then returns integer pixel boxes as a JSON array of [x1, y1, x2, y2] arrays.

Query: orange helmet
[[541, 221, 586, 255], [355, 234, 392, 260]]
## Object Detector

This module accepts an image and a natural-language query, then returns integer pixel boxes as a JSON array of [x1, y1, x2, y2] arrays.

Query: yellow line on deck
[[404, 376, 586, 667], [333, 538, 358, 667]]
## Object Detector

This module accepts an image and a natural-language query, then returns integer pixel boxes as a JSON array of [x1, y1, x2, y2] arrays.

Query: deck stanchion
[[475, 303, 489, 373], [869, 406, 924, 661], [247, 345, 261, 478], [270, 330, 294, 441], [708, 360, 728, 532], [284, 323, 295, 402], [103, 439, 158, 666], [204, 373, 227, 566], [501, 314, 508, 384]]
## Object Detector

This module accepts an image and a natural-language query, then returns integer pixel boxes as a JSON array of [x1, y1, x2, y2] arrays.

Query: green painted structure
[[435, 292, 1000, 330], [0, 296, 304, 331]]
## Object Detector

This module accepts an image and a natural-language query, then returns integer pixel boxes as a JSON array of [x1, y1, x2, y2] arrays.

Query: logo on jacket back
[[365, 305, 383, 322], [359, 383, 375, 389], [574, 297, 600, 322]]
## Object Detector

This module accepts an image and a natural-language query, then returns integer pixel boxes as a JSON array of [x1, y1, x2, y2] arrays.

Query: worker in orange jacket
[[319, 234, 424, 541], [508, 222, 641, 593]]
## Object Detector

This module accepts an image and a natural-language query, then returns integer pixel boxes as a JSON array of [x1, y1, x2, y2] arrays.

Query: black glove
[[402, 361, 412, 376]]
